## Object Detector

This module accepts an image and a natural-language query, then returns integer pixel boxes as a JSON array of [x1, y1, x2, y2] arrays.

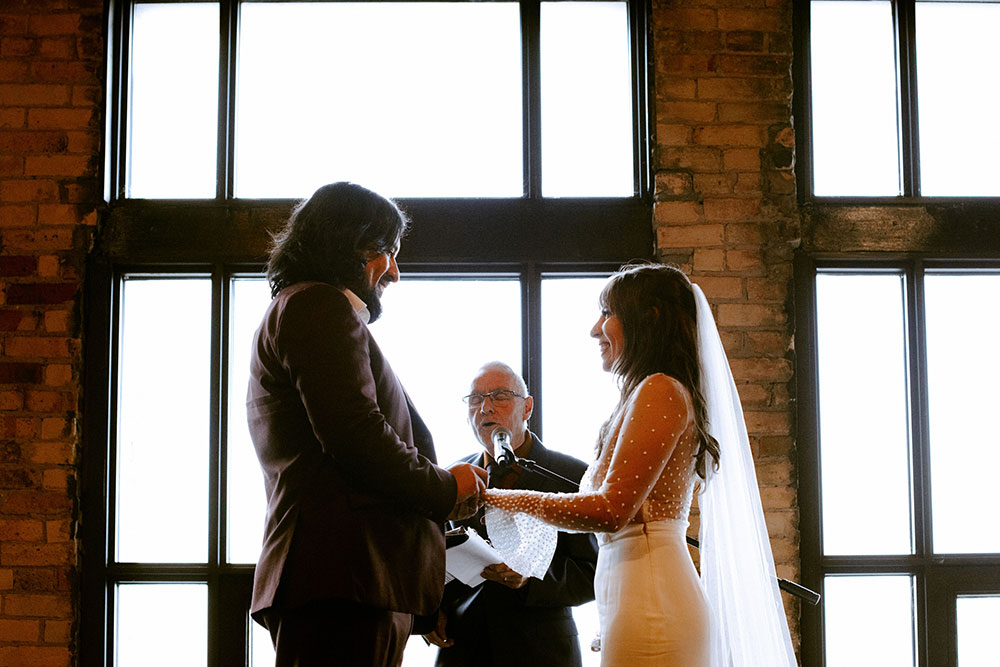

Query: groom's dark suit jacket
[[436, 434, 598, 667], [247, 281, 457, 623]]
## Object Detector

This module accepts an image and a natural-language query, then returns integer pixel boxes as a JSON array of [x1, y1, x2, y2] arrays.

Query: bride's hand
[[481, 562, 527, 589]]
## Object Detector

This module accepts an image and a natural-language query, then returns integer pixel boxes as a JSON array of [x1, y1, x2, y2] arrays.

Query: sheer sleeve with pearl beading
[[485, 373, 699, 533]]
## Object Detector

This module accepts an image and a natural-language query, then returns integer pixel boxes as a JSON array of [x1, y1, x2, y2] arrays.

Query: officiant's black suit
[[437, 434, 599, 667]]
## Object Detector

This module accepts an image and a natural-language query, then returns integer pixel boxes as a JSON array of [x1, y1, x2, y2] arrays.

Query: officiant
[[424, 361, 599, 667]]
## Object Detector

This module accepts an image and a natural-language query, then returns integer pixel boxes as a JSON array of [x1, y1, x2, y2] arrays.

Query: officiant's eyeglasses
[[461, 390, 525, 406]]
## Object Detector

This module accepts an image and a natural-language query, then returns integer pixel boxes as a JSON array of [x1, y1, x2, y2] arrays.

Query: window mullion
[[522, 265, 543, 436], [629, 0, 650, 198], [218, 0, 238, 200], [894, 0, 920, 196], [521, 1, 541, 198]]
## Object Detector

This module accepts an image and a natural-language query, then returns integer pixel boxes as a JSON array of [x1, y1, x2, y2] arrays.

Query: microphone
[[491, 427, 516, 467]]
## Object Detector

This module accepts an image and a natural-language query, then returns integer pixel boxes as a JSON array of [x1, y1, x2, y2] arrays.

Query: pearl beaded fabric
[[484, 504, 558, 579], [484, 373, 699, 533]]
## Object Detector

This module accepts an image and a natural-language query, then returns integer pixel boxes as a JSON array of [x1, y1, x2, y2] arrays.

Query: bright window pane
[[250, 613, 275, 667], [810, 2, 899, 196], [824, 575, 915, 667], [816, 274, 911, 555], [541, 2, 633, 197], [958, 596, 1000, 666], [236, 3, 523, 198], [925, 273, 1000, 553], [128, 3, 218, 198], [228, 278, 274, 564], [916, 2, 1000, 196], [541, 277, 619, 461], [117, 279, 211, 562], [116, 584, 207, 667], [373, 279, 522, 468]]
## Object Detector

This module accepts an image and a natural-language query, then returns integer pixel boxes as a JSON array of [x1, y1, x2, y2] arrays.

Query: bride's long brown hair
[[597, 262, 720, 480]]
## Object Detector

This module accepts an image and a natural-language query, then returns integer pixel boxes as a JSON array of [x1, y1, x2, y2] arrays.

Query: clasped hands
[[447, 462, 488, 520]]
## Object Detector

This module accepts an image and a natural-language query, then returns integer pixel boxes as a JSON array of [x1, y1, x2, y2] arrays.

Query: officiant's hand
[[422, 610, 453, 648], [481, 563, 526, 589]]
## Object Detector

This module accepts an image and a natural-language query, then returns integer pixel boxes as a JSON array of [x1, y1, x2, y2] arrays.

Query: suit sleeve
[[271, 284, 456, 520]]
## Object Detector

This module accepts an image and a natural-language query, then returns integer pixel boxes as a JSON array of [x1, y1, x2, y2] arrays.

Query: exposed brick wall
[[650, 0, 801, 647], [1, 0, 812, 664], [0, 1, 103, 665]]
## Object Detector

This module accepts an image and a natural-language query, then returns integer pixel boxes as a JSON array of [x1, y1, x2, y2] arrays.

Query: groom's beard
[[354, 281, 384, 323]]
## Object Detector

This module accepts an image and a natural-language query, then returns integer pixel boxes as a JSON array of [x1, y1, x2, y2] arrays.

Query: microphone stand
[[496, 445, 821, 606]]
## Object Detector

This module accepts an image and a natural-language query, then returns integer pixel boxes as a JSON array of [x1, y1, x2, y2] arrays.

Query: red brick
[[0, 107, 25, 130], [0, 490, 72, 515], [726, 248, 765, 273], [0, 646, 71, 667], [3, 336, 72, 359], [726, 222, 765, 245], [655, 123, 692, 146], [28, 13, 81, 36], [30, 60, 95, 84], [0, 179, 59, 202], [692, 248, 725, 272], [37, 37, 75, 59], [0, 391, 24, 411], [0, 154, 23, 176], [0, 14, 29, 35], [43, 310, 70, 333], [1, 542, 74, 566], [653, 8, 718, 30], [658, 146, 722, 171], [27, 442, 73, 466], [654, 200, 702, 224], [0, 619, 39, 642], [726, 30, 765, 52], [656, 76, 697, 100], [693, 172, 735, 196], [736, 381, 770, 407], [37, 204, 84, 225], [0, 362, 43, 384], [25, 154, 93, 177], [717, 54, 789, 76], [65, 130, 97, 153], [0, 256, 36, 277], [698, 76, 787, 101], [734, 172, 762, 193], [0, 61, 30, 83], [42, 467, 69, 490], [0, 204, 37, 225], [0, 518, 44, 540], [2, 228, 75, 250], [755, 459, 794, 488], [656, 224, 724, 248], [728, 357, 793, 384], [45, 519, 70, 543], [719, 102, 789, 123], [718, 302, 785, 328], [694, 124, 766, 147], [26, 108, 93, 130], [704, 197, 762, 221], [0, 38, 36, 58], [5, 283, 78, 305], [43, 619, 70, 644], [661, 101, 717, 123], [723, 148, 760, 171], [657, 53, 717, 76], [0, 84, 69, 106], [718, 9, 784, 32], [696, 275, 743, 300], [39, 417, 69, 439], [25, 390, 72, 412], [655, 171, 693, 197]]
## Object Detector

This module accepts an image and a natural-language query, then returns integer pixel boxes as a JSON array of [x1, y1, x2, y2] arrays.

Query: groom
[[425, 361, 599, 666]]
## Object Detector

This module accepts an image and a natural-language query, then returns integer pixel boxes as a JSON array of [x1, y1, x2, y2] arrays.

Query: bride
[[484, 263, 796, 666]]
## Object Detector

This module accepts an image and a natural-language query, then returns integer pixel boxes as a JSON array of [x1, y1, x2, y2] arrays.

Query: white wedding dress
[[487, 373, 711, 665]]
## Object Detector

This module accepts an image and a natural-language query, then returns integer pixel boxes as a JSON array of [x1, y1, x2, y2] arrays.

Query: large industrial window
[[112, 0, 646, 201], [802, 1, 1000, 198], [796, 259, 1000, 666], [89, 268, 619, 667]]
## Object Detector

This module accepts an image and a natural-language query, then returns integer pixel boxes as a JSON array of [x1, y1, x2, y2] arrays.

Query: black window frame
[[794, 254, 1000, 667], [84, 1, 655, 665], [793, 0, 1000, 205]]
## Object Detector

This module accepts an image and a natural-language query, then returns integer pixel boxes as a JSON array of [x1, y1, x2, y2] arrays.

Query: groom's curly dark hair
[[266, 182, 409, 298]]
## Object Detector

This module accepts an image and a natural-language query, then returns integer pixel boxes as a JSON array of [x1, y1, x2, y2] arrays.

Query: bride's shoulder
[[630, 373, 692, 408]]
